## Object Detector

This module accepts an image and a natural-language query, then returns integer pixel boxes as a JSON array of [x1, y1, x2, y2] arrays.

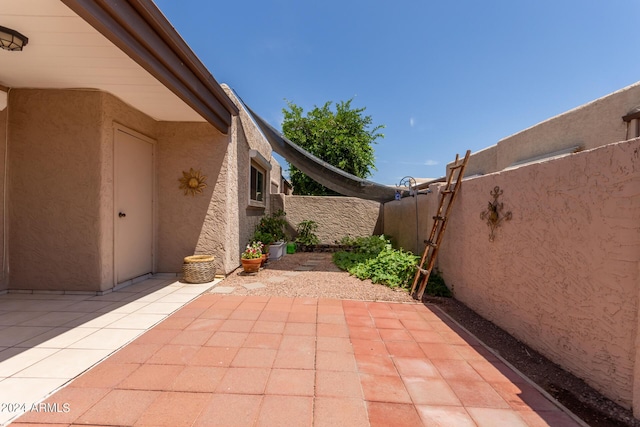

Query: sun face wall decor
[[179, 168, 207, 196]]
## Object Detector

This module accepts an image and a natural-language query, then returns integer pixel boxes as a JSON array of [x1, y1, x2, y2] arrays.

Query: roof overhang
[[0, 0, 237, 133]]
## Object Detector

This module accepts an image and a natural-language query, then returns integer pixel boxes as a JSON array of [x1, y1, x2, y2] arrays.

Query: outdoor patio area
[[0, 264, 585, 426]]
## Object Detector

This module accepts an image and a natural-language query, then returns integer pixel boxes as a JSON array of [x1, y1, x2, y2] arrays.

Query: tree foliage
[[281, 99, 384, 196]]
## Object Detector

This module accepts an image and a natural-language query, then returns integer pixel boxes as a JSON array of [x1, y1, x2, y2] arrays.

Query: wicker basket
[[182, 255, 216, 283]]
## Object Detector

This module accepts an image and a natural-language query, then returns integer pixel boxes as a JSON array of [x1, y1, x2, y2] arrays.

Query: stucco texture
[[436, 139, 640, 409], [284, 195, 382, 244], [383, 194, 434, 254], [0, 106, 6, 291]]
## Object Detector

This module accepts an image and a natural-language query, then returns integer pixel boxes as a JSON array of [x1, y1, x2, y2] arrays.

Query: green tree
[[281, 99, 384, 196]]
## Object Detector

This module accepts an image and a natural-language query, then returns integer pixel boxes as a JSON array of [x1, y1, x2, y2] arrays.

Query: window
[[250, 164, 265, 203]]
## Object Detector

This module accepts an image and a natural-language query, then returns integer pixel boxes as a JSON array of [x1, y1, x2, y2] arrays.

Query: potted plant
[[295, 220, 320, 252], [254, 210, 287, 260], [241, 241, 263, 273]]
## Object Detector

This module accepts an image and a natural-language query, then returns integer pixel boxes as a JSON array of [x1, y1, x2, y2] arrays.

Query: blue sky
[[155, 0, 640, 185]]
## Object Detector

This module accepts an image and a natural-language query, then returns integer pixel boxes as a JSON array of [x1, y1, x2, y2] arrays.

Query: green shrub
[[295, 220, 320, 246], [425, 272, 452, 297]]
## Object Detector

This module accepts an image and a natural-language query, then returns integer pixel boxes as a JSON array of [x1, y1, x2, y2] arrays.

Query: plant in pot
[[241, 241, 263, 273], [255, 210, 287, 260], [253, 231, 274, 264], [295, 220, 320, 252]]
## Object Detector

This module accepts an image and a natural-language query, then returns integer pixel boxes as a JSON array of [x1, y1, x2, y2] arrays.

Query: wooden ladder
[[410, 150, 471, 300]]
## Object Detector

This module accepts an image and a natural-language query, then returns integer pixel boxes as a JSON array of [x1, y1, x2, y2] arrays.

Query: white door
[[115, 128, 154, 283]]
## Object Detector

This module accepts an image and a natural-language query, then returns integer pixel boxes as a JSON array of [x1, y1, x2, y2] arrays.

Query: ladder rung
[[433, 215, 446, 221], [423, 240, 438, 247], [449, 163, 464, 170], [442, 190, 454, 194], [415, 266, 430, 276]]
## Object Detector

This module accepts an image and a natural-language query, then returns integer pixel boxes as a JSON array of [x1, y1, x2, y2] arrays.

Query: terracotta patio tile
[[366, 402, 423, 427], [317, 313, 347, 324], [367, 301, 391, 311], [316, 336, 353, 353], [316, 350, 357, 372], [194, 394, 262, 427], [190, 346, 238, 367], [345, 315, 375, 328], [133, 329, 180, 345], [104, 343, 161, 364], [316, 371, 363, 398], [342, 300, 367, 309], [318, 298, 342, 306], [134, 391, 209, 427], [15, 386, 109, 424], [290, 303, 317, 313], [348, 326, 380, 340], [378, 328, 413, 342], [448, 380, 510, 408], [230, 348, 277, 368], [170, 306, 207, 319], [216, 367, 270, 394], [403, 319, 441, 333], [469, 359, 527, 383], [243, 295, 270, 303], [237, 301, 267, 311], [200, 308, 233, 320], [279, 335, 315, 352], [351, 338, 388, 356], [283, 322, 316, 336], [71, 362, 139, 388], [118, 364, 184, 390], [228, 309, 262, 321], [75, 389, 160, 426], [313, 397, 369, 427], [287, 311, 316, 323], [212, 299, 243, 310], [183, 318, 224, 332], [146, 344, 200, 365], [251, 320, 286, 333], [490, 381, 560, 411], [388, 302, 419, 311], [265, 368, 315, 396], [317, 304, 343, 314], [517, 409, 582, 427], [419, 342, 465, 360], [373, 318, 403, 329], [466, 407, 529, 427], [385, 340, 426, 358], [415, 405, 477, 427], [292, 296, 317, 305], [316, 322, 349, 337], [170, 366, 227, 392], [360, 373, 411, 403], [169, 330, 214, 346], [273, 349, 315, 369], [205, 331, 248, 347], [154, 316, 194, 330], [393, 357, 441, 378], [355, 354, 398, 376], [218, 319, 255, 333], [394, 311, 424, 321], [257, 310, 289, 322], [432, 359, 485, 382], [243, 332, 282, 349], [409, 329, 444, 343], [402, 377, 462, 406], [256, 395, 313, 427], [342, 308, 370, 318]]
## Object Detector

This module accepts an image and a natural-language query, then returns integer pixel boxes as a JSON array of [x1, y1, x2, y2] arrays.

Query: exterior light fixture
[[0, 26, 28, 51]]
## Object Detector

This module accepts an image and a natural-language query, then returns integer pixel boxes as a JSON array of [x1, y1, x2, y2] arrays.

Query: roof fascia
[[61, 0, 238, 134]]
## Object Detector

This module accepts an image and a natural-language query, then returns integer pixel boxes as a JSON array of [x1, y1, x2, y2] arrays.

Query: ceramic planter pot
[[241, 257, 262, 273]]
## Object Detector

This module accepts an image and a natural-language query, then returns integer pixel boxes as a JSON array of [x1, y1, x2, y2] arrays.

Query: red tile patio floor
[[11, 295, 584, 426]]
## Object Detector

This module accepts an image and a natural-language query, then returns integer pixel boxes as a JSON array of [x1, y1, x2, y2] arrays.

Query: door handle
[[118, 212, 126, 218]]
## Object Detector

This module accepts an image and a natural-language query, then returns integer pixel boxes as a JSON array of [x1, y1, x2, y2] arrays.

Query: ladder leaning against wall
[[410, 150, 471, 300]]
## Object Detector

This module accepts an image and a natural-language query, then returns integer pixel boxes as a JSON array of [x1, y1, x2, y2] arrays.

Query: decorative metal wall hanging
[[480, 186, 512, 241], [179, 168, 207, 196]]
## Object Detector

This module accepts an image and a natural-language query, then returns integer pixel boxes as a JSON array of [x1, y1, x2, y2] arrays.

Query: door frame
[[113, 123, 157, 286]]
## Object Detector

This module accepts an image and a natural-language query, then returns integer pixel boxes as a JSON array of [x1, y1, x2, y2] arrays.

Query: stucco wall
[[0, 105, 7, 291], [459, 82, 640, 175], [436, 138, 640, 409], [8, 89, 105, 291], [383, 194, 434, 254], [284, 196, 382, 244]]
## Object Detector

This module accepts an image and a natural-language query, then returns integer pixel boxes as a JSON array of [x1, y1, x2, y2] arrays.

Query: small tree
[[281, 99, 384, 196]]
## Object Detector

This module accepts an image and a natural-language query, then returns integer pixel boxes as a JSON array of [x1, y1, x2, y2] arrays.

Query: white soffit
[[0, 0, 206, 122]]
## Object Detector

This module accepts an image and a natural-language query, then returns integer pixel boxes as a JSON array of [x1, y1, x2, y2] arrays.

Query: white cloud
[[409, 117, 415, 127], [424, 159, 438, 166]]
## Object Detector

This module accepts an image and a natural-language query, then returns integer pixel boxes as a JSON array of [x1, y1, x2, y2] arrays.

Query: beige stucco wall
[[0, 104, 7, 291], [383, 194, 434, 254], [8, 89, 105, 291], [459, 81, 640, 175], [436, 138, 640, 409], [284, 195, 382, 244]]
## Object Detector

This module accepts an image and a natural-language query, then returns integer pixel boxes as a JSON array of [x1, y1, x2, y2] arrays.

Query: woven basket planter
[[182, 255, 216, 283]]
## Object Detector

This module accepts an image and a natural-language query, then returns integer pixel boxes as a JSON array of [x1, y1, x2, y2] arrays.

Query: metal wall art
[[480, 186, 512, 241], [179, 168, 207, 196]]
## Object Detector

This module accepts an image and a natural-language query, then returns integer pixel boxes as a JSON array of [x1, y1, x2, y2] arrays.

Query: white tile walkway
[[0, 276, 220, 426]]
